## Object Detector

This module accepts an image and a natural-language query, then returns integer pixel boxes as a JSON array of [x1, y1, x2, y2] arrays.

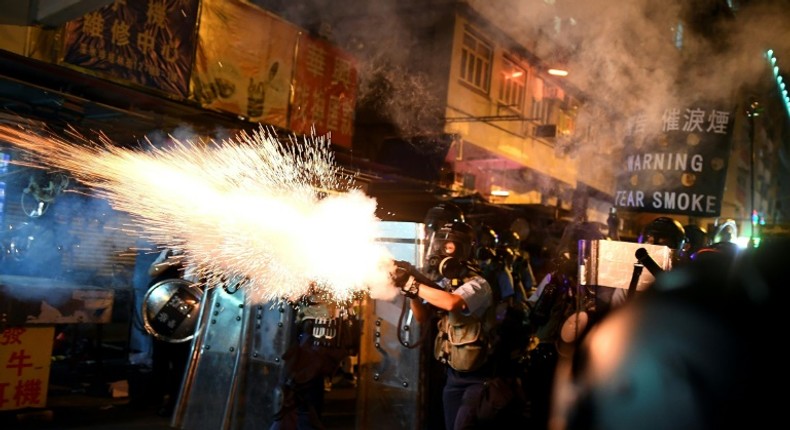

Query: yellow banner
[[0, 326, 54, 410], [192, 0, 298, 127]]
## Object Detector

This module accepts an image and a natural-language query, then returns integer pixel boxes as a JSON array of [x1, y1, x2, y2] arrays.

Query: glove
[[391, 263, 411, 289], [394, 260, 442, 289], [391, 261, 419, 299]]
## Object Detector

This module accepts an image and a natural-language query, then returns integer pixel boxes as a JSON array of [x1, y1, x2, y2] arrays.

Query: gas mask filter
[[437, 256, 464, 282]]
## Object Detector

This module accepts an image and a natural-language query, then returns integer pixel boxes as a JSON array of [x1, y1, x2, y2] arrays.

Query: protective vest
[[434, 307, 499, 372], [433, 275, 498, 372], [434, 274, 533, 373]]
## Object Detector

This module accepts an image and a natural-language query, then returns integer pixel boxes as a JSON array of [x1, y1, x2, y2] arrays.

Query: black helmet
[[712, 220, 737, 244], [476, 224, 498, 248], [683, 224, 710, 254], [498, 230, 522, 250], [474, 224, 498, 261], [426, 221, 476, 281], [431, 221, 475, 262], [423, 202, 465, 234], [639, 217, 686, 251], [496, 229, 522, 265]]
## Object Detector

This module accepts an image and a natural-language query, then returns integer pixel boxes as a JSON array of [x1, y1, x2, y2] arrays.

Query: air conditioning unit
[[454, 172, 476, 190], [534, 124, 557, 138]]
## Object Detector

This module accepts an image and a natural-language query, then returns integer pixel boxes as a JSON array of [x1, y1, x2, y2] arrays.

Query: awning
[[0, 49, 261, 141]]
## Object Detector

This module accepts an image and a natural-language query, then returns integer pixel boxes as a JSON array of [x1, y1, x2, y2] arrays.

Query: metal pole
[[747, 99, 761, 249]]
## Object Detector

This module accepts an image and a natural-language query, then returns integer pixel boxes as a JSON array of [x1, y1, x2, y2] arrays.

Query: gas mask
[[426, 251, 465, 281], [424, 222, 474, 286]]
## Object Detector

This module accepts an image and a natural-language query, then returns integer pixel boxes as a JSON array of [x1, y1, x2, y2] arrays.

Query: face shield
[[424, 222, 474, 280], [713, 220, 737, 244], [422, 203, 465, 259]]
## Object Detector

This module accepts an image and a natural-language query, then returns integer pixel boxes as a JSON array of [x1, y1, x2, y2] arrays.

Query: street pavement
[[2, 384, 356, 430]]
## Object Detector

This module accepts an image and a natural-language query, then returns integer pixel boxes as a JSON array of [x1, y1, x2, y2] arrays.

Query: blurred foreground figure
[[552, 237, 788, 430]]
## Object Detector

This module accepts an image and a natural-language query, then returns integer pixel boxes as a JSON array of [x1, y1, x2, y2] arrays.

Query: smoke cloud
[[0, 124, 402, 304], [288, 0, 788, 156]]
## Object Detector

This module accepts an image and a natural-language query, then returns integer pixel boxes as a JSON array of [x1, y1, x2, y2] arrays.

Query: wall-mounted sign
[[291, 35, 358, 149], [0, 326, 54, 410], [61, 0, 200, 98], [191, 0, 298, 128], [614, 103, 735, 217]]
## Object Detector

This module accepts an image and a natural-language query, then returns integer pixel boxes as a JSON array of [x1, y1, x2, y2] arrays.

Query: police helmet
[[639, 217, 686, 251], [430, 221, 475, 262], [498, 229, 522, 250], [496, 229, 522, 264], [474, 224, 498, 261], [712, 219, 737, 244], [423, 202, 465, 234], [683, 224, 710, 254]]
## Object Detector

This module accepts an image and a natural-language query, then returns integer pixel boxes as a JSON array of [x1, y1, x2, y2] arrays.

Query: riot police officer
[[393, 221, 523, 429], [638, 216, 686, 266]]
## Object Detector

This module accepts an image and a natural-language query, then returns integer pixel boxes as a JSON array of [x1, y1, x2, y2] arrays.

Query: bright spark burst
[[0, 123, 399, 304]]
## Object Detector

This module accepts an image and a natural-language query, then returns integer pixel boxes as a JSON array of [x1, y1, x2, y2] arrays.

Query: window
[[459, 27, 492, 92], [498, 57, 526, 111], [531, 98, 549, 124]]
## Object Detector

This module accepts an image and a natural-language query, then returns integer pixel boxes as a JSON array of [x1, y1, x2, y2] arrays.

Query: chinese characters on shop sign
[[0, 327, 54, 410]]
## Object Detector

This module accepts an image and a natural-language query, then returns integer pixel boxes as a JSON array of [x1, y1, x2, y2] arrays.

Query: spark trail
[[0, 123, 398, 303]]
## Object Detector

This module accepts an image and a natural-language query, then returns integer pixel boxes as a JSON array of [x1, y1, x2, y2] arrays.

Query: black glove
[[391, 263, 411, 289], [392, 261, 420, 299], [394, 260, 442, 289]]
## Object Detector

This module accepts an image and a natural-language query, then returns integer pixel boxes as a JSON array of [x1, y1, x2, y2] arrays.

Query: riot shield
[[356, 221, 427, 430], [173, 280, 294, 430]]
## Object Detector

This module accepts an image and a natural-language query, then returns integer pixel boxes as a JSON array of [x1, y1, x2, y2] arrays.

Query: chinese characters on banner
[[0, 326, 54, 411], [61, 0, 200, 98], [614, 104, 735, 217], [291, 35, 358, 149], [191, 0, 297, 128]]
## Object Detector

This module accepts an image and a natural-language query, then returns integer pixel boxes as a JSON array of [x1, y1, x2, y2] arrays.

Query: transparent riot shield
[[356, 221, 427, 430], [173, 221, 427, 430]]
